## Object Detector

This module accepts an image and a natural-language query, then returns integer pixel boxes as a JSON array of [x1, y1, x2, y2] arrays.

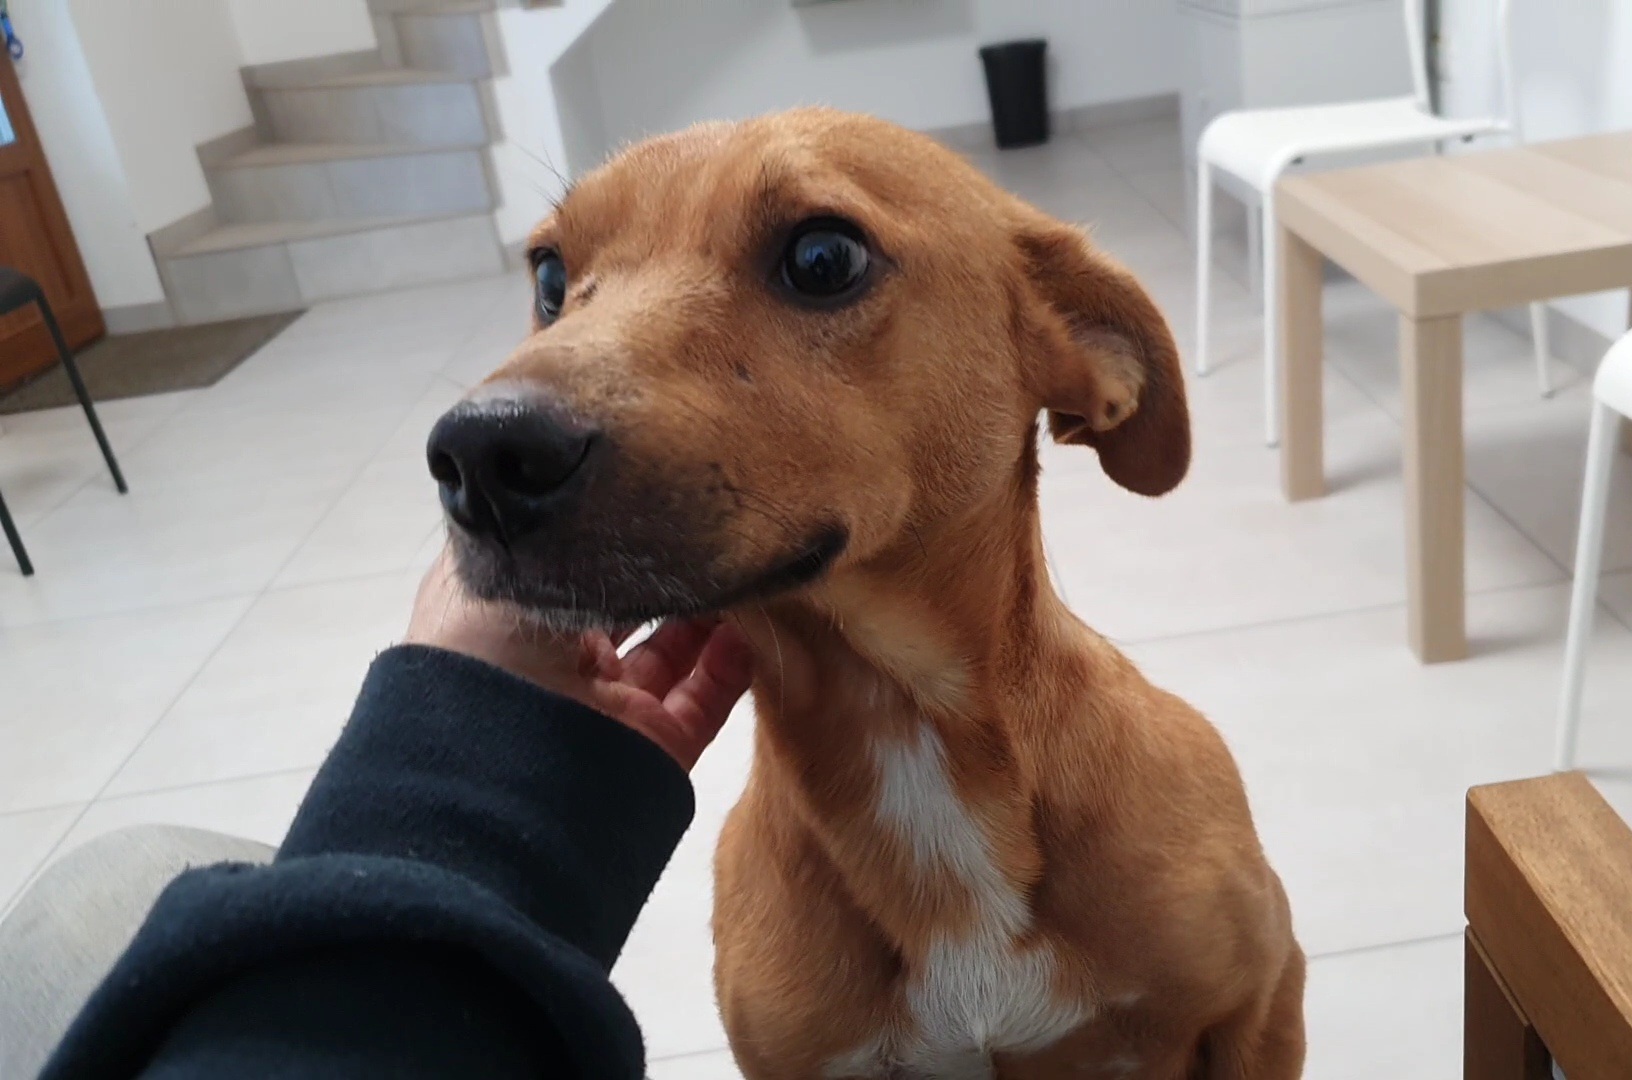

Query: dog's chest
[[825, 725, 1088, 1078]]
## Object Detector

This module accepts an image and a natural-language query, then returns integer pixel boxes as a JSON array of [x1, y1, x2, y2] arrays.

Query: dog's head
[[429, 109, 1188, 628]]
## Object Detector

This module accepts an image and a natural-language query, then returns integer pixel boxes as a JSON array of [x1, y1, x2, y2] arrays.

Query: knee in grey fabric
[[0, 825, 274, 1080]]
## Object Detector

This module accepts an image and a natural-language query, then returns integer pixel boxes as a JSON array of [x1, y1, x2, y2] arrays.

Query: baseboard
[[101, 300, 177, 335], [930, 92, 1178, 151]]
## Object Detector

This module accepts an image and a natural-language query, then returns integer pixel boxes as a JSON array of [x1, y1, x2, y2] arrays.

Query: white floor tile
[[105, 572, 421, 795], [1323, 281, 1589, 417], [1126, 583, 1632, 957], [439, 297, 535, 389], [59, 769, 316, 855], [0, 392, 194, 528], [1083, 118, 1185, 175], [112, 388, 416, 496], [1042, 413, 1562, 643], [0, 805, 85, 913], [1124, 162, 1190, 232], [1603, 570, 1632, 628], [1303, 934, 1463, 1080], [273, 380, 461, 589], [615, 697, 755, 1061], [0, 598, 251, 813], [1465, 391, 1632, 575], [962, 134, 1122, 210], [1181, 354, 1385, 455], [648, 1049, 741, 1079], [0, 476, 342, 627]]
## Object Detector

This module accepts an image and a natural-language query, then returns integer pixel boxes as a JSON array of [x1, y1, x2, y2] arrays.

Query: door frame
[[0, 49, 105, 386]]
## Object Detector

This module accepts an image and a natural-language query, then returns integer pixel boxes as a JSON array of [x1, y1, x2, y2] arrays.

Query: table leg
[[1465, 932, 1552, 1080], [1279, 225, 1325, 500], [1402, 313, 1467, 663]]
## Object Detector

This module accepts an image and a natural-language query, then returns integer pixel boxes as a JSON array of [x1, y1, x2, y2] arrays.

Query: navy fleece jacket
[[40, 645, 695, 1079]]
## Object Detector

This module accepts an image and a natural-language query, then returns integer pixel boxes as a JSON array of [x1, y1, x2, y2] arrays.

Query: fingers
[[660, 623, 755, 766], [578, 631, 623, 681], [620, 618, 717, 699]]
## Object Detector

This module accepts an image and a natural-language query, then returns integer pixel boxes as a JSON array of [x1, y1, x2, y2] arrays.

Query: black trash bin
[[979, 39, 1049, 149]]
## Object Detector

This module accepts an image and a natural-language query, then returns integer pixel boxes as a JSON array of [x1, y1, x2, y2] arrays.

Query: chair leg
[[1246, 202, 1263, 300], [1196, 159, 1215, 377], [1529, 303, 1554, 398], [36, 298, 126, 494], [0, 485, 33, 577], [1262, 193, 1282, 447], [1556, 399, 1619, 771]]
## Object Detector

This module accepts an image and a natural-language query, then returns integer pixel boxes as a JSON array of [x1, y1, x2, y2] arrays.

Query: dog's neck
[[743, 440, 1075, 723], [732, 451, 1084, 950]]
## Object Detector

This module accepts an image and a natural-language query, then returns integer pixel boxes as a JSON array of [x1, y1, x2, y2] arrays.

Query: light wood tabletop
[[1273, 132, 1632, 663]]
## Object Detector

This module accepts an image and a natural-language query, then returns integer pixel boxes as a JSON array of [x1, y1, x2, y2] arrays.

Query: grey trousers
[[0, 826, 274, 1080]]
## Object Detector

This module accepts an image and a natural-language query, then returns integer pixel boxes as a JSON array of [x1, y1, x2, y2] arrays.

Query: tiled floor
[[3, 117, 1630, 1077]]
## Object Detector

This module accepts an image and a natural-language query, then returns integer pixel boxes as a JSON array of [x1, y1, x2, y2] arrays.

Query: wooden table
[[1274, 133, 1632, 663], [1465, 772, 1632, 1079]]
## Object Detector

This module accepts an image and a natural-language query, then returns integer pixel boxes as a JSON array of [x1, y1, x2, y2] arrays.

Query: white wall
[[488, 0, 1180, 246], [12, 0, 376, 311], [69, 0, 253, 237], [1440, 0, 1632, 340], [9, 0, 166, 307], [581, 0, 1179, 152], [552, 29, 610, 181], [489, 0, 620, 245], [227, 0, 377, 66]]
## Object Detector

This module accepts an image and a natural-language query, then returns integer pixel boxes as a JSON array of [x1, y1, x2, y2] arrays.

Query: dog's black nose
[[427, 400, 599, 543]]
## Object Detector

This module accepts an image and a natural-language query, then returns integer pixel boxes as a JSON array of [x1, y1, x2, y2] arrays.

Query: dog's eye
[[534, 251, 568, 323], [780, 220, 870, 302]]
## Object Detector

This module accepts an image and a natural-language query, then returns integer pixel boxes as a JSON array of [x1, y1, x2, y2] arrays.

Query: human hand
[[405, 550, 754, 770]]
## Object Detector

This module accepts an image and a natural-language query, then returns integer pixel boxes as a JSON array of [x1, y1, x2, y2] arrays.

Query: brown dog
[[431, 108, 1303, 1079]]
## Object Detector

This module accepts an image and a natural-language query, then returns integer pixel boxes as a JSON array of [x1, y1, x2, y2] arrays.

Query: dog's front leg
[[1193, 951, 1307, 1079]]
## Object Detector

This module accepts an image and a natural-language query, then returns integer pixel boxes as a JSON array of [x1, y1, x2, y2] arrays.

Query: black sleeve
[[41, 645, 696, 1080]]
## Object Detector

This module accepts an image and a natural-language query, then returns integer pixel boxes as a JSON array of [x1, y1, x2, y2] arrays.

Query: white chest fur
[[825, 725, 1087, 1079]]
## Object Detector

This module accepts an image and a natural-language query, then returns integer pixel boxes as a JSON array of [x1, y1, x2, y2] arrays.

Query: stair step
[[174, 212, 477, 255], [396, 4, 504, 78], [254, 74, 494, 147], [205, 142, 494, 226], [368, 0, 497, 12], [219, 141, 486, 167], [288, 67, 471, 89], [407, 2, 498, 14], [159, 212, 505, 323]]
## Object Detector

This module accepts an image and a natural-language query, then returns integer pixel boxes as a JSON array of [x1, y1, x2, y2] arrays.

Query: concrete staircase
[[154, 0, 510, 324]]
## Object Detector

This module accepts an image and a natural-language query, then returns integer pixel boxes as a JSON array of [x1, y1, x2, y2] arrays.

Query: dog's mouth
[[451, 524, 848, 631]]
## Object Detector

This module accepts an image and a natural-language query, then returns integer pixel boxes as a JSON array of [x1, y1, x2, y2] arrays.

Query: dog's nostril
[[428, 449, 462, 489], [493, 442, 566, 498]]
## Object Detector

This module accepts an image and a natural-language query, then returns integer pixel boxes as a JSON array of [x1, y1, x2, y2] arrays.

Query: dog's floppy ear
[[1012, 219, 1190, 497]]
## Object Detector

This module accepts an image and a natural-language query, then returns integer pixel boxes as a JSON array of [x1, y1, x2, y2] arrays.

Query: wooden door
[[0, 51, 103, 388]]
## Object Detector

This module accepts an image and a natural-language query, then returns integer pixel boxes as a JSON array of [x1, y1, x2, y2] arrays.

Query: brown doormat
[[0, 311, 303, 415]]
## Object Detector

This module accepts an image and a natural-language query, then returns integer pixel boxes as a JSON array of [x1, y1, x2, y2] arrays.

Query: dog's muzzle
[[426, 397, 601, 548]]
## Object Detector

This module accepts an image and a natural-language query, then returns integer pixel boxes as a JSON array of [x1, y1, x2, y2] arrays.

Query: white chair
[[1555, 331, 1632, 772], [1195, 0, 1553, 446]]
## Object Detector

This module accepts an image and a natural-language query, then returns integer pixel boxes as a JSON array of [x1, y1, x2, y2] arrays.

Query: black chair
[[0, 267, 127, 576]]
